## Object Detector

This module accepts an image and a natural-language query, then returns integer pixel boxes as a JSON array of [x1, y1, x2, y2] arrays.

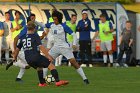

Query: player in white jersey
[[45, 10, 89, 84]]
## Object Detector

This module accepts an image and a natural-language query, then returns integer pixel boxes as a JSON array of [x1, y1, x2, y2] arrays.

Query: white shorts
[[101, 41, 112, 51], [47, 36, 54, 49], [49, 46, 74, 60]]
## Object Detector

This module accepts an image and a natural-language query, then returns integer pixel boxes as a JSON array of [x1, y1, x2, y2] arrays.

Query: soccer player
[[45, 10, 89, 84], [0, 21, 4, 64], [13, 21, 68, 87], [3, 12, 14, 63], [93, 14, 114, 67]]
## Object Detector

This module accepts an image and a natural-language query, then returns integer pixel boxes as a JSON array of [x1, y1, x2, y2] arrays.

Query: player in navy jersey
[[13, 21, 68, 87]]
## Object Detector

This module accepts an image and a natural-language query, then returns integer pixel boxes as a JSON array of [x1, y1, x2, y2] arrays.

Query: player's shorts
[[47, 36, 54, 49], [49, 46, 74, 60], [101, 41, 112, 51], [26, 55, 50, 69]]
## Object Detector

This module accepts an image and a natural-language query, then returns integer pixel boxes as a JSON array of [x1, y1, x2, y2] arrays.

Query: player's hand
[[42, 31, 47, 37], [72, 45, 77, 50], [103, 31, 109, 35], [46, 55, 53, 62]]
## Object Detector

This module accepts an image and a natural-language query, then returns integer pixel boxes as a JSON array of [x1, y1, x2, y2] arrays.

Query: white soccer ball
[[45, 74, 55, 84]]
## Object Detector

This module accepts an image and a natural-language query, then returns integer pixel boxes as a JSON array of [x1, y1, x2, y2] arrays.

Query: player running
[[13, 21, 68, 87], [45, 10, 89, 84]]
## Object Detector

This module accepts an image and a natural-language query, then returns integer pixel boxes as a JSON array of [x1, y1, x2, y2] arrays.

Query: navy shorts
[[26, 55, 50, 69]]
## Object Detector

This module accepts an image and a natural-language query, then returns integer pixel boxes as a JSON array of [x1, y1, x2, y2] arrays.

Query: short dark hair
[[99, 14, 106, 18], [126, 20, 132, 24], [27, 21, 36, 31], [30, 13, 35, 17], [52, 10, 63, 23], [5, 11, 10, 15], [15, 11, 21, 15], [71, 14, 77, 17]]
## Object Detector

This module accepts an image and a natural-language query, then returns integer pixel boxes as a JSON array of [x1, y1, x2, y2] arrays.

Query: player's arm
[[0, 22, 4, 36], [40, 28, 49, 40], [10, 23, 18, 32], [14, 36, 19, 51], [16, 20, 25, 30], [93, 31, 99, 40], [36, 34, 53, 62], [39, 45, 53, 62]]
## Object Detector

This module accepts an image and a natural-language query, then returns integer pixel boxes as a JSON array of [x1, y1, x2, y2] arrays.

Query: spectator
[[77, 10, 93, 67], [0, 21, 4, 64], [11, 11, 25, 40], [93, 14, 114, 67], [3, 12, 14, 63], [115, 21, 133, 67]]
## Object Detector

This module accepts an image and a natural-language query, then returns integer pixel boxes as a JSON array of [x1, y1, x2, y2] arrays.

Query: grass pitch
[[0, 65, 140, 93]]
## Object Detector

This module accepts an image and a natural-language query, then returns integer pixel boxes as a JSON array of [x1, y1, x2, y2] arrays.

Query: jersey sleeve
[[109, 22, 113, 29], [20, 20, 25, 27], [17, 39, 23, 50], [18, 26, 27, 39], [0, 22, 4, 30], [45, 22, 53, 28], [35, 34, 42, 46], [63, 24, 73, 35]]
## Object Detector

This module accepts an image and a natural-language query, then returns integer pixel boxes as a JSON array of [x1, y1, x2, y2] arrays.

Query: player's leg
[[15, 68, 26, 82], [79, 40, 85, 65], [40, 55, 69, 86], [61, 48, 89, 84], [101, 42, 108, 66], [0, 37, 2, 64], [5, 38, 10, 63], [85, 40, 92, 67], [106, 41, 113, 67]]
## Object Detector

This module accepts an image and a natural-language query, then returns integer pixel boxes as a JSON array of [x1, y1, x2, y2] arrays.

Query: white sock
[[76, 67, 87, 80], [58, 55, 63, 66], [55, 57, 59, 66], [17, 68, 25, 79], [109, 54, 113, 63], [103, 55, 107, 63], [43, 68, 48, 78], [5, 50, 9, 61]]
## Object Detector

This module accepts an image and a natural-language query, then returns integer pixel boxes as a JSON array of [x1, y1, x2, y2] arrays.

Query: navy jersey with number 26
[[17, 33, 42, 62]]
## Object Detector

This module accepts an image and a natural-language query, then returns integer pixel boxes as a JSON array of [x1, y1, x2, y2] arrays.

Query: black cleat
[[84, 79, 89, 84], [15, 78, 23, 83], [6, 61, 13, 70], [0, 61, 2, 65]]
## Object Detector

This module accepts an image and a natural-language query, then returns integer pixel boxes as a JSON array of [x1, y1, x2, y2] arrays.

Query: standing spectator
[[3, 12, 14, 63], [77, 10, 93, 67], [0, 21, 4, 64], [115, 21, 133, 67], [93, 14, 114, 67], [11, 11, 25, 40]]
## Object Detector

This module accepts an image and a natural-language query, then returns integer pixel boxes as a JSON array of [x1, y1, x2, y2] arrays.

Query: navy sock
[[37, 70, 46, 84], [51, 69, 59, 82]]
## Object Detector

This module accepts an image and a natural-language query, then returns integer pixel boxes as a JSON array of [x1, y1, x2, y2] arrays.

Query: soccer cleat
[[15, 78, 23, 83], [55, 80, 69, 86], [6, 61, 13, 70], [38, 83, 47, 87], [84, 79, 89, 84]]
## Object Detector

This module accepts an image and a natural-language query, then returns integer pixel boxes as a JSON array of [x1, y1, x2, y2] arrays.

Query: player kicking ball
[[13, 21, 68, 87], [45, 10, 89, 84]]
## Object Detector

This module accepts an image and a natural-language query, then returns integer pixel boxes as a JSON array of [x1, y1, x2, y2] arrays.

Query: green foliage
[[19, 0, 135, 4]]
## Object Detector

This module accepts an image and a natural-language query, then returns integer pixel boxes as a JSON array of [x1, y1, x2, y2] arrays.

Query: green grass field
[[0, 65, 140, 93]]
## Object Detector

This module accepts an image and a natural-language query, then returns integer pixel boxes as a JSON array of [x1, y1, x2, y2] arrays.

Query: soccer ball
[[45, 74, 55, 84]]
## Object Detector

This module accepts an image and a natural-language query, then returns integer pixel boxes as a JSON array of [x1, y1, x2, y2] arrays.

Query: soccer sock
[[109, 54, 113, 63], [43, 68, 48, 78], [17, 68, 25, 79], [103, 55, 107, 63], [51, 69, 59, 82], [5, 50, 9, 61], [37, 70, 46, 84], [76, 67, 87, 80], [59, 55, 63, 66]]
